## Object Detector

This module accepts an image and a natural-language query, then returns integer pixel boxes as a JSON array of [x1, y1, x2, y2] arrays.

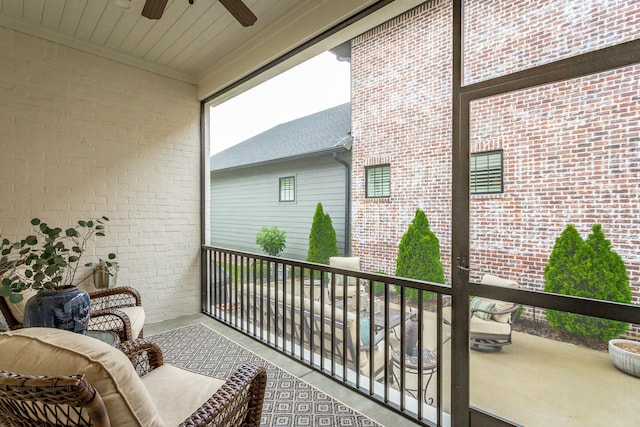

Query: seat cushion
[[84, 306, 145, 339], [469, 315, 512, 335], [119, 306, 145, 338], [142, 364, 225, 426], [0, 328, 165, 427]]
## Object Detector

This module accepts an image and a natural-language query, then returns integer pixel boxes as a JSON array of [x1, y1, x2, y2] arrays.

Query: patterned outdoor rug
[[149, 322, 380, 427]]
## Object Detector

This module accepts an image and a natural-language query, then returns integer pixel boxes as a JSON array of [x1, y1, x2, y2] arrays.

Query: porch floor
[[146, 313, 640, 427]]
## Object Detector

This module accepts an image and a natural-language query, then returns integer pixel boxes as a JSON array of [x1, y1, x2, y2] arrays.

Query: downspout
[[333, 150, 351, 256]]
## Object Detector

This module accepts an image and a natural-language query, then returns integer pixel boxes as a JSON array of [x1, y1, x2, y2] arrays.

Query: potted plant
[[86, 256, 118, 289], [0, 217, 115, 334], [609, 339, 640, 378]]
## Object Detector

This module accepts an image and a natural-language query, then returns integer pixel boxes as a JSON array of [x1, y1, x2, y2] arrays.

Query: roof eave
[[211, 137, 352, 173]]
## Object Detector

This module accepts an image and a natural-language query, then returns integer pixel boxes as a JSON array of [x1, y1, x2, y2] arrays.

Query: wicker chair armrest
[[179, 364, 267, 427], [118, 339, 164, 376], [0, 371, 109, 427], [88, 309, 134, 342], [0, 297, 22, 330], [89, 286, 142, 310]]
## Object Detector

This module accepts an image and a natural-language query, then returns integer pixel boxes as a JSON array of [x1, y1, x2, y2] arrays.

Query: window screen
[[279, 176, 295, 201], [470, 151, 503, 194], [366, 164, 390, 198]]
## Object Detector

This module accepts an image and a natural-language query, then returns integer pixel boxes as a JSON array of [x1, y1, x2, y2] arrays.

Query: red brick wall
[[351, 0, 452, 278], [351, 0, 640, 333]]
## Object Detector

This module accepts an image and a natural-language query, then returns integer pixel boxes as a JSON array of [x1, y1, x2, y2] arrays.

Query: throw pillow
[[360, 317, 370, 345], [470, 297, 495, 320]]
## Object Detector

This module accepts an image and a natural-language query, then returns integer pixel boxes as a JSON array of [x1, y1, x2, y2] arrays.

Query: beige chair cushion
[[94, 305, 145, 339], [3, 289, 38, 324], [442, 306, 511, 336], [329, 257, 361, 288], [469, 315, 512, 335], [0, 328, 165, 427], [480, 274, 519, 323], [142, 364, 225, 426]]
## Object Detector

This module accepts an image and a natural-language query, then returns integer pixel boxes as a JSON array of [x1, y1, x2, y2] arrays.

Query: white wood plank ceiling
[[0, 0, 379, 90]]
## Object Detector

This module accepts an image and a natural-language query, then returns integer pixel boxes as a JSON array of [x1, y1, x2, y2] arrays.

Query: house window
[[366, 164, 390, 198], [279, 176, 295, 202], [471, 151, 503, 194]]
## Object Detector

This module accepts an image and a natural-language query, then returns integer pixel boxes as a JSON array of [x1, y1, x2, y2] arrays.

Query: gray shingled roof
[[211, 103, 351, 171]]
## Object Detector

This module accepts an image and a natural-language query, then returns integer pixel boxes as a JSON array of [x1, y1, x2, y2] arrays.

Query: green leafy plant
[[544, 224, 631, 341], [306, 202, 339, 265], [394, 209, 444, 302], [255, 226, 286, 257], [0, 217, 115, 302]]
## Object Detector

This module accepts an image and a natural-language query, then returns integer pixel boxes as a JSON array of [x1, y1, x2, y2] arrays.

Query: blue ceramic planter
[[23, 286, 91, 334]]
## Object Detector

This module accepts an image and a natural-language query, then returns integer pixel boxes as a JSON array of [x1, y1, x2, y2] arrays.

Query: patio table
[[391, 348, 437, 404], [335, 298, 403, 332]]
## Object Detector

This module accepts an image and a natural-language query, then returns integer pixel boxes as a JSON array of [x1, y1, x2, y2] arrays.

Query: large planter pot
[[23, 286, 91, 334], [608, 339, 640, 378]]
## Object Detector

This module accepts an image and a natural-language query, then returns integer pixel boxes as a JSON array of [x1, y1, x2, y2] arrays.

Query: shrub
[[255, 226, 286, 257], [307, 202, 339, 265], [394, 209, 444, 302], [544, 224, 631, 341]]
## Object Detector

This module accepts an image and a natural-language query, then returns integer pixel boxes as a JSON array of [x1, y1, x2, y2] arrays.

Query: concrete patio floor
[[147, 313, 640, 427]]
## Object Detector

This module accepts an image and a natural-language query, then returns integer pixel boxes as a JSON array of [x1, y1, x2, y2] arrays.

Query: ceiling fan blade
[[142, 0, 169, 20], [219, 0, 257, 27]]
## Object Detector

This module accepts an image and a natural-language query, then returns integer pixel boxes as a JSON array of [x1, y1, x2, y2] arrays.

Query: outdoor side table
[[86, 330, 121, 347], [391, 348, 437, 404]]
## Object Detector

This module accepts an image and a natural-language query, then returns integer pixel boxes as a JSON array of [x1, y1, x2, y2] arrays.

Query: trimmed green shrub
[[544, 224, 631, 341], [256, 226, 286, 257], [394, 209, 444, 302], [307, 202, 339, 265]]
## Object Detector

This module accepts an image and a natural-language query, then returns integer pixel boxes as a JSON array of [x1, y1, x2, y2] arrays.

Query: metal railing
[[202, 246, 640, 426], [202, 246, 452, 426]]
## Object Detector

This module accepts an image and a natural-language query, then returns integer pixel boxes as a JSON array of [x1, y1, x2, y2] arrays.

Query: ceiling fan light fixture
[[116, 0, 131, 10]]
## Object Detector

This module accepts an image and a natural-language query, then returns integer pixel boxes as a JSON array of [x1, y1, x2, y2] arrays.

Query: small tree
[[544, 224, 631, 341], [394, 209, 444, 302], [543, 224, 584, 329], [255, 226, 286, 257], [307, 202, 339, 265]]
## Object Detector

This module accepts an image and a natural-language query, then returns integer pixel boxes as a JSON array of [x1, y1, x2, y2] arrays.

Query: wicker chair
[[0, 328, 267, 427], [0, 286, 145, 342]]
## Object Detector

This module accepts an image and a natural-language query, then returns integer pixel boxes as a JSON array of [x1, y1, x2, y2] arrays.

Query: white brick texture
[[0, 27, 201, 323]]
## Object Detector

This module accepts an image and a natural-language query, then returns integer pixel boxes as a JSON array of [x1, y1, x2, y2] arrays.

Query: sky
[[209, 51, 351, 155]]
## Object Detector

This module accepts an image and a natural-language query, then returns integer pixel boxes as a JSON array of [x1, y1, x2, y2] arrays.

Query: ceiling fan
[[140, 0, 257, 27]]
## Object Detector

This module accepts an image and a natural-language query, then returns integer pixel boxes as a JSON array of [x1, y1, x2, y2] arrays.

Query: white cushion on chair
[[0, 327, 165, 427], [119, 306, 145, 338], [142, 364, 225, 426]]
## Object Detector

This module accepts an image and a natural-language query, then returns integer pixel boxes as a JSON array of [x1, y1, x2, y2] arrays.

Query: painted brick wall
[[351, 0, 453, 279], [0, 27, 201, 323], [351, 0, 640, 333]]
